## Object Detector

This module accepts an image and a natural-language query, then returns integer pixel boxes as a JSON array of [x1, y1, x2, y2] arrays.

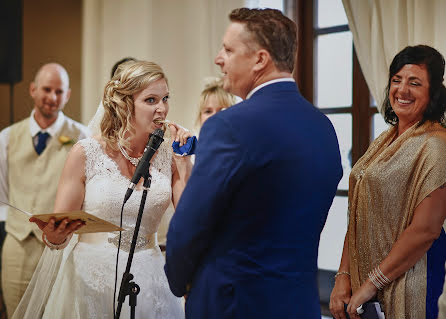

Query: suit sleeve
[[439, 270, 446, 319], [164, 116, 247, 297]]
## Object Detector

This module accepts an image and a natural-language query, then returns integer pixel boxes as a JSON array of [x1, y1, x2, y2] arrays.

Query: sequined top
[[348, 121, 446, 318]]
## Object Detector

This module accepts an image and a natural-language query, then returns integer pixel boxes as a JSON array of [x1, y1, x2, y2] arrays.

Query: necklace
[[118, 143, 141, 167]]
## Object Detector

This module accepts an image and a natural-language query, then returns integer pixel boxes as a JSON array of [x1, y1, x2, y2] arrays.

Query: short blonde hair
[[196, 78, 237, 126], [101, 61, 167, 151]]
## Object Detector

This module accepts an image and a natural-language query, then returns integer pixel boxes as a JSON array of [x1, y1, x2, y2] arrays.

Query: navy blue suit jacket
[[165, 81, 342, 318]]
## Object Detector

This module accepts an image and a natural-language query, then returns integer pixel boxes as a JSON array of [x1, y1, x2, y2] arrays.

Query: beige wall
[[82, 0, 243, 132], [0, 0, 243, 132], [0, 0, 82, 131], [152, 0, 242, 131]]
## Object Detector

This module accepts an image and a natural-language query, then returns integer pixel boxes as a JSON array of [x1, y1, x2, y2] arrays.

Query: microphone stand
[[115, 164, 152, 319]]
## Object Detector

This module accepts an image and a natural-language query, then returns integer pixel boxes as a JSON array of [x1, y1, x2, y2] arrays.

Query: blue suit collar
[[249, 81, 298, 99], [246, 78, 295, 99]]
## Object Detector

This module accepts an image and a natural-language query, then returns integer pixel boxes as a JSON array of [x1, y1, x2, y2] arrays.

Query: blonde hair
[[195, 77, 237, 126], [101, 61, 167, 151]]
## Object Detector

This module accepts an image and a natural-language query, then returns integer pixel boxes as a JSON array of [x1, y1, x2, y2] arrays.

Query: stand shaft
[[115, 167, 152, 319]]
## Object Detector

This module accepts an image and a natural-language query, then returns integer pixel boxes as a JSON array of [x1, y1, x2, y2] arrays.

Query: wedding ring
[[356, 305, 364, 314]]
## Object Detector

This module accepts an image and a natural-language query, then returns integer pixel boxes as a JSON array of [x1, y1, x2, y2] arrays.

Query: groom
[[165, 8, 342, 318]]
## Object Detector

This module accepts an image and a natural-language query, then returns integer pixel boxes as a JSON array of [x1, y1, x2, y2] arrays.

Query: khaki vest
[[6, 117, 84, 241]]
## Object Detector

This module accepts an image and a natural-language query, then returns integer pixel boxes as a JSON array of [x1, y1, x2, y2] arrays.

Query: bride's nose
[[155, 101, 167, 114]]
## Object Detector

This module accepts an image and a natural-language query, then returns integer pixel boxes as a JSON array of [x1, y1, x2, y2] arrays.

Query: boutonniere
[[59, 135, 75, 145]]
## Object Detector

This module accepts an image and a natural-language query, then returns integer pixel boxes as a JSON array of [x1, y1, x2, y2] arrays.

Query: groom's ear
[[252, 49, 272, 72], [62, 88, 71, 106]]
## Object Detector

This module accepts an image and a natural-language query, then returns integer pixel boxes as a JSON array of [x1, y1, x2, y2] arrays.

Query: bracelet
[[376, 266, 391, 284], [368, 265, 391, 290], [42, 234, 68, 250], [334, 271, 351, 279]]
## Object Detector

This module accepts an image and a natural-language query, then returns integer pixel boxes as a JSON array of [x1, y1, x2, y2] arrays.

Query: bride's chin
[[135, 124, 154, 134]]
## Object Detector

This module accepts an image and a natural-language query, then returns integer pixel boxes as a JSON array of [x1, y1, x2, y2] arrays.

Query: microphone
[[124, 129, 164, 203]]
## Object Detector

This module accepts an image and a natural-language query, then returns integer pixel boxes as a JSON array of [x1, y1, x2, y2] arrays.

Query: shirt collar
[[29, 110, 65, 137], [246, 78, 295, 100]]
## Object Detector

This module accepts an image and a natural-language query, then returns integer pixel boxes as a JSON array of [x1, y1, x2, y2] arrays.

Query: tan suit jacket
[[2, 115, 88, 318]]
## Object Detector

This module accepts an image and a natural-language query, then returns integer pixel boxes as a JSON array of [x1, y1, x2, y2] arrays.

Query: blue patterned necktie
[[35, 132, 50, 155]]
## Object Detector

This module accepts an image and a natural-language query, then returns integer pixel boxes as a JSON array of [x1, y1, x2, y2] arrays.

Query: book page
[[32, 211, 124, 234]]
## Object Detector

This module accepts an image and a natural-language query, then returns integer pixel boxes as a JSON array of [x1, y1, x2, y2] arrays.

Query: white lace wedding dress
[[13, 137, 184, 319]]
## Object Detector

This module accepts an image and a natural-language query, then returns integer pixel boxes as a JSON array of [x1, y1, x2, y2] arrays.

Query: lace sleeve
[[76, 138, 101, 183], [154, 137, 173, 179]]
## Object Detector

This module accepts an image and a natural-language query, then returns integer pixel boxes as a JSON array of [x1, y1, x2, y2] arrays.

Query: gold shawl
[[348, 121, 446, 318]]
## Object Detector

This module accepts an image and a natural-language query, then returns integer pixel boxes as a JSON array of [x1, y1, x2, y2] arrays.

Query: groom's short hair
[[229, 8, 297, 73]]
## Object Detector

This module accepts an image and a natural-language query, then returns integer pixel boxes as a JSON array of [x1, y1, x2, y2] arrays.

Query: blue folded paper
[[172, 136, 197, 156]]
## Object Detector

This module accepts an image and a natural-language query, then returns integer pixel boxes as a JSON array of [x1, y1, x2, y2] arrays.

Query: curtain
[[342, 0, 446, 110]]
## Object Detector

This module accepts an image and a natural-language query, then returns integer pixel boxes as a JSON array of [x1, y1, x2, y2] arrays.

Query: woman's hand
[[345, 279, 377, 319], [329, 274, 352, 319], [168, 122, 193, 147], [168, 122, 194, 207], [30, 217, 84, 245], [168, 121, 194, 185]]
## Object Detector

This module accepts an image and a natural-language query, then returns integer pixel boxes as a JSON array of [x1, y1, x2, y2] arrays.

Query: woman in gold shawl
[[330, 45, 446, 319]]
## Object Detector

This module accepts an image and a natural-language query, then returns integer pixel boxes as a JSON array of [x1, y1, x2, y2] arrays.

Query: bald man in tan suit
[[0, 63, 89, 318]]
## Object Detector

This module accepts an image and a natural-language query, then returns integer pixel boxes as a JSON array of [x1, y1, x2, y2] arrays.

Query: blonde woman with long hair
[[14, 61, 190, 319]]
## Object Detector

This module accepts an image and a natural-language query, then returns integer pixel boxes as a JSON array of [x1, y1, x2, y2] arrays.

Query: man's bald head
[[34, 63, 70, 89], [30, 63, 71, 125]]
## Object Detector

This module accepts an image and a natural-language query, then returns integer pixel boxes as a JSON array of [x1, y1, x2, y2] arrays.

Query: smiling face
[[132, 78, 169, 136], [214, 22, 258, 99], [30, 64, 71, 122], [389, 64, 430, 125], [200, 94, 229, 126]]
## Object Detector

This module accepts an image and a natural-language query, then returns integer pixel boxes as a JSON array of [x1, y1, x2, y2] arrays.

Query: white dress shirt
[[0, 111, 68, 221]]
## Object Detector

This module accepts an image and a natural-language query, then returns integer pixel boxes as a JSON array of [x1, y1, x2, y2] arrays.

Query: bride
[[13, 61, 192, 318]]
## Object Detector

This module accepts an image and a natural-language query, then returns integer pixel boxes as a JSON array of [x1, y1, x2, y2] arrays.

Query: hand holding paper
[[1, 200, 123, 235], [30, 215, 84, 245], [31, 211, 124, 234]]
